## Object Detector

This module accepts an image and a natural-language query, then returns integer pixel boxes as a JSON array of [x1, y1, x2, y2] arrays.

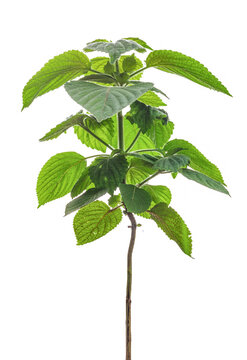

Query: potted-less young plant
[[22, 37, 231, 360]]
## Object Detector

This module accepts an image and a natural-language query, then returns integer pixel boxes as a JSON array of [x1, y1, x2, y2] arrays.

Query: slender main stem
[[118, 111, 124, 151], [125, 211, 137, 360]]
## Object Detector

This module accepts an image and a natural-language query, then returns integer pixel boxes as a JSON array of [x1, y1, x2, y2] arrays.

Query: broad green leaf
[[64, 81, 153, 122], [126, 158, 156, 185], [74, 116, 114, 152], [39, 112, 84, 141], [65, 188, 107, 215], [37, 152, 86, 206], [137, 91, 166, 106], [179, 168, 229, 195], [126, 101, 168, 133], [153, 154, 190, 172], [89, 155, 129, 195], [146, 120, 174, 148], [146, 50, 231, 96], [119, 184, 151, 213], [83, 39, 146, 64], [22, 50, 90, 109], [73, 201, 122, 245], [108, 194, 121, 208], [142, 185, 171, 205], [124, 37, 153, 50], [79, 73, 116, 84], [71, 167, 93, 198], [148, 203, 192, 256], [164, 139, 225, 183]]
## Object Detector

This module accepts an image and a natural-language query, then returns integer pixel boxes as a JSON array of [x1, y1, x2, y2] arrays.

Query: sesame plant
[[22, 38, 231, 360]]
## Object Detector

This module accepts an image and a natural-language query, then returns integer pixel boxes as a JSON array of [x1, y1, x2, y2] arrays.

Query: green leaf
[[65, 188, 107, 216], [74, 116, 114, 152], [71, 167, 93, 198], [145, 50, 231, 96], [164, 139, 225, 184], [108, 194, 121, 208], [142, 185, 171, 205], [37, 152, 86, 207], [146, 121, 174, 148], [148, 203, 192, 256], [89, 155, 129, 195], [22, 50, 90, 109], [73, 201, 122, 245], [153, 154, 190, 172], [89, 57, 109, 73], [83, 39, 146, 64], [179, 168, 229, 195], [119, 54, 143, 80], [79, 73, 116, 84], [137, 90, 166, 106], [124, 37, 153, 50], [126, 158, 156, 185], [39, 112, 84, 141], [126, 101, 168, 133], [64, 81, 153, 122], [84, 39, 110, 51], [119, 184, 151, 213], [128, 153, 159, 164]]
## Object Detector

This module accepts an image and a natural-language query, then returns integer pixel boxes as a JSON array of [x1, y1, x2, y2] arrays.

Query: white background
[[1, 1, 246, 359]]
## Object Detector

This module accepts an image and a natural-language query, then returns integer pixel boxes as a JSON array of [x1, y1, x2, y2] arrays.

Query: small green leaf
[[126, 158, 156, 185], [89, 57, 109, 73], [64, 81, 154, 122], [89, 155, 129, 195], [119, 184, 151, 213], [126, 101, 168, 134], [137, 91, 166, 107], [65, 188, 107, 215], [124, 37, 153, 50], [108, 194, 121, 208], [73, 201, 122, 245], [153, 154, 190, 172], [164, 139, 225, 184], [142, 185, 172, 205], [84, 39, 146, 64], [148, 203, 192, 256], [74, 116, 114, 152], [119, 54, 143, 80], [146, 121, 174, 148], [146, 50, 231, 96], [179, 168, 229, 195], [37, 152, 86, 206], [71, 167, 93, 198], [22, 50, 90, 109]]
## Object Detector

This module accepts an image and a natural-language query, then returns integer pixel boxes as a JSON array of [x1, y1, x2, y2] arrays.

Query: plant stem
[[125, 129, 142, 152], [125, 211, 137, 360], [129, 66, 148, 79], [79, 124, 114, 151], [118, 111, 124, 151], [137, 171, 161, 187]]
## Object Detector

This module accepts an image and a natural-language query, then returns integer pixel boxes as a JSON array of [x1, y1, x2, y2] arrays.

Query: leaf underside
[[65, 188, 107, 215], [153, 154, 190, 172]]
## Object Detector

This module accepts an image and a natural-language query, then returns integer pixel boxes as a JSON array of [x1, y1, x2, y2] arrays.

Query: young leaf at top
[[74, 116, 114, 152], [37, 152, 86, 207], [73, 201, 122, 245], [65, 188, 107, 216], [22, 50, 90, 109], [126, 101, 168, 134], [148, 203, 192, 256], [64, 81, 154, 122], [142, 185, 172, 205], [89, 155, 129, 195], [153, 154, 190, 172], [164, 139, 225, 183], [83, 39, 110, 51], [83, 39, 146, 64], [179, 168, 229, 195], [119, 184, 151, 214], [145, 50, 231, 96], [123, 37, 153, 51]]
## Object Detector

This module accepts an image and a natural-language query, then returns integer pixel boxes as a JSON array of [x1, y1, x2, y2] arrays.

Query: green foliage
[[179, 168, 229, 195], [119, 184, 151, 213], [126, 158, 155, 185], [148, 203, 192, 256], [73, 201, 122, 245], [108, 194, 121, 208], [137, 91, 166, 107], [37, 152, 86, 207], [118, 54, 143, 80], [64, 81, 154, 122], [123, 37, 153, 50], [74, 116, 114, 152], [153, 154, 190, 172], [79, 73, 117, 84], [145, 50, 231, 96], [22, 51, 90, 109], [65, 188, 107, 215], [142, 185, 172, 205], [83, 39, 146, 64], [146, 120, 174, 148], [126, 101, 168, 134], [89, 155, 129, 195], [70, 167, 93, 198], [164, 139, 225, 183]]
